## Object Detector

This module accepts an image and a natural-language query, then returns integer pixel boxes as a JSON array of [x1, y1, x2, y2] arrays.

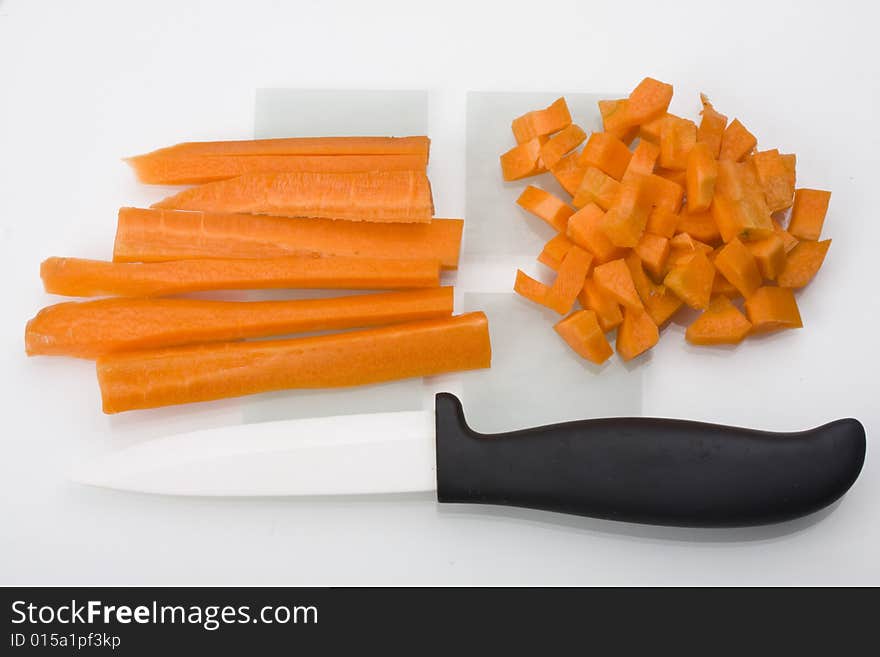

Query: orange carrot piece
[[659, 116, 697, 171], [686, 295, 752, 345], [676, 206, 721, 245], [634, 232, 670, 279], [97, 312, 492, 413], [114, 207, 463, 270], [41, 256, 440, 298], [600, 180, 651, 248], [500, 137, 547, 180], [129, 136, 431, 158], [554, 310, 613, 364], [127, 153, 428, 186], [663, 250, 715, 310], [777, 239, 831, 288], [697, 94, 727, 158], [624, 140, 660, 179], [573, 166, 622, 210], [25, 288, 454, 359], [772, 218, 799, 254], [746, 234, 787, 280], [599, 99, 639, 144], [719, 119, 757, 162], [751, 149, 796, 212], [514, 270, 552, 307], [593, 258, 643, 310], [625, 253, 682, 326], [711, 271, 742, 299], [546, 246, 594, 315], [712, 160, 774, 242], [616, 306, 659, 361], [538, 233, 574, 270], [578, 278, 623, 332], [654, 167, 688, 189], [152, 170, 434, 223], [639, 113, 671, 144], [626, 77, 674, 125], [669, 232, 713, 254], [512, 97, 572, 143], [540, 124, 587, 169], [645, 207, 679, 239], [567, 204, 627, 264], [744, 287, 803, 333], [516, 186, 575, 232], [577, 132, 633, 180], [638, 173, 684, 214], [713, 238, 762, 298], [550, 151, 586, 196], [788, 188, 831, 241], [686, 142, 718, 212]]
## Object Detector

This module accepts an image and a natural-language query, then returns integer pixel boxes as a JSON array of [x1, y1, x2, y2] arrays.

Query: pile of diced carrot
[[501, 78, 831, 365], [26, 137, 492, 413]]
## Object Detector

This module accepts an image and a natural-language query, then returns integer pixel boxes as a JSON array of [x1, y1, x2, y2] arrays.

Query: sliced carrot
[[712, 160, 774, 242], [573, 166, 621, 210], [667, 233, 713, 273], [153, 170, 434, 223], [25, 288, 454, 359], [719, 119, 757, 162], [697, 94, 727, 158], [772, 218, 799, 254], [127, 153, 427, 186], [626, 77, 674, 125], [578, 278, 623, 332], [751, 149, 796, 212], [639, 113, 671, 144], [625, 253, 682, 326], [554, 310, 613, 364], [640, 173, 684, 214], [624, 140, 660, 179], [41, 255, 440, 298], [616, 307, 659, 361], [114, 208, 463, 270], [512, 97, 572, 143], [514, 270, 552, 307], [713, 238, 762, 298], [744, 287, 803, 333], [686, 295, 752, 345], [129, 136, 430, 159], [659, 116, 697, 171], [550, 152, 586, 196], [593, 258, 643, 310], [500, 137, 547, 180], [663, 250, 715, 310], [788, 188, 831, 241], [645, 207, 679, 239], [567, 204, 627, 264], [633, 232, 670, 279], [516, 186, 575, 232], [654, 167, 688, 189], [676, 206, 721, 245], [686, 142, 718, 212], [540, 124, 587, 169], [538, 233, 574, 270], [601, 181, 650, 248], [577, 132, 633, 180], [711, 270, 742, 299], [777, 239, 831, 288], [746, 234, 787, 280], [97, 312, 492, 413], [546, 246, 594, 315], [599, 99, 639, 144]]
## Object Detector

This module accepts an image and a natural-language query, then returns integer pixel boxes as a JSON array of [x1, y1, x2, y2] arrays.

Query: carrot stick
[[128, 153, 428, 185], [41, 256, 441, 298], [26, 288, 454, 359], [152, 170, 435, 223], [113, 208, 463, 269], [96, 312, 492, 413], [129, 136, 430, 158]]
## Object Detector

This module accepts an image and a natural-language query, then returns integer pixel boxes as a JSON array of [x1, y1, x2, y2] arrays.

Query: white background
[[1, 0, 879, 585]]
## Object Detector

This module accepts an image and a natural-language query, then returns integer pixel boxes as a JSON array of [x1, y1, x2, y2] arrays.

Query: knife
[[72, 393, 866, 527]]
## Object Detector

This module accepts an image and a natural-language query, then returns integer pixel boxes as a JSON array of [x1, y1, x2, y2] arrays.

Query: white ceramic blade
[[70, 410, 437, 496]]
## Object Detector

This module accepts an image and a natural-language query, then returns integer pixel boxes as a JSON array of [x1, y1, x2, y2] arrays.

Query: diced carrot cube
[[546, 246, 594, 315], [625, 253, 683, 326], [626, 77, 674, 125], [512, 97, 572, 143], [500, 137, 546, 181], [744, 287, 803, 333], [624, 140, 660, 180], [573, 166, 621, 210], [598, 99, 638, 144], [538, 233, 574, 271], [567, 204, 627, 264], [540, 124, 587, 169], [746, 234, 787, 280], [676, 206, 721, 244], [686, 295, 752, 345], [751, 149, 795, 212], [554, 310, 614, 364], [593, 258, 643, 310], [777, 239, 831, 288], [516, 186, 575, 232], [719, 118, 757, 162], [616, 306, 660, 361], [550, 152, 586, 196], [713, 238, 763, 298], [600, 180, 651, 247], [685, 142, 718, 212], [578, 277, 623, 332], [634, 232, 670, 280], [788, 188, 831, 241], [772, 218, 799, 253], [697, 94, 727, 158], [659, 116, 697, 171], [645, 207, 679, 239], [578, 132, 633, 180], [663, 250, 715, 310]]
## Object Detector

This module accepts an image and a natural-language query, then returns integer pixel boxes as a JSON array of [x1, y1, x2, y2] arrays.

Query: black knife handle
[[434, 393, 866, 527]]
